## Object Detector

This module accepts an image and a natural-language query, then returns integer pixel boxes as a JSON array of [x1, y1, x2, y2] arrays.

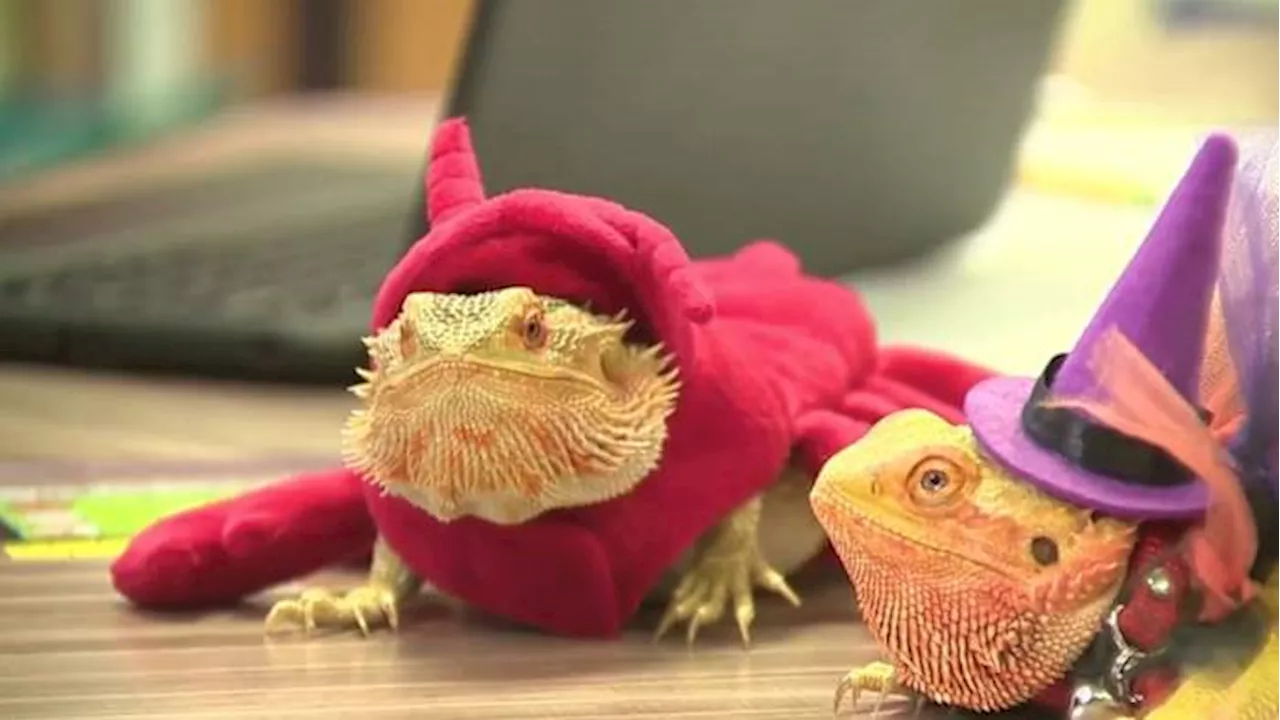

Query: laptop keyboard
[[0, 159, 416, 327], [0, 210, 406, 325], [0, 160, 422, 381]]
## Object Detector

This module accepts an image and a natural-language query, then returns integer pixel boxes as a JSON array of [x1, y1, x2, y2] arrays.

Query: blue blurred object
[[0, 0, 225, 184], [0, 97, 110, 182], [0, 84, 225, 183], [1156, 0, 1278, 26]]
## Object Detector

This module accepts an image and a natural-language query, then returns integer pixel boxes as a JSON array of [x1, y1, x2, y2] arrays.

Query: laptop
[[0, 0, 1064, 384]]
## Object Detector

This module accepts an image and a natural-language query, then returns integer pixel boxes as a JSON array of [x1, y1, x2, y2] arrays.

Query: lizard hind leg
[[265, 536, 420, 638], [654, 495, 801, 647]]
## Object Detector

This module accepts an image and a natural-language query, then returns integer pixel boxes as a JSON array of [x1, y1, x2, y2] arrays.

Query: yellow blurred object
[[1019, 0, 1276, 207], [1013, 74, 1265, 207], [1016, 116, 1217, 207], [4, 538, 129, 561], [1052, 0, 1277, 123]]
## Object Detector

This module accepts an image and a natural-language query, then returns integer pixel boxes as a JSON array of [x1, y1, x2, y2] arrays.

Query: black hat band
[[1020, 354, 1201, 488]]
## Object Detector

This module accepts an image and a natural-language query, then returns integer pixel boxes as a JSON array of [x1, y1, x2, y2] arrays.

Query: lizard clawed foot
[[833, 661, 907, 717], [264, 585, 401, 638], [654, 546, 800, 647]]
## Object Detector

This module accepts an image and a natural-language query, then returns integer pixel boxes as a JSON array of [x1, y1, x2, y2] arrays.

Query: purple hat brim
[[964, 376, 1209, 520]]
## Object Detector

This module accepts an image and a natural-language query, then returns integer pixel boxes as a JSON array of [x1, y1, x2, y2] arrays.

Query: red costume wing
[[698, 242, 998, 476]]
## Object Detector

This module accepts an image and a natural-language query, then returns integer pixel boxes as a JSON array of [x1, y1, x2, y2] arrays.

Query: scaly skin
[[809, 409, 1138, 713], [811, 408, 1279, 718], [265, 287, 802, 643]]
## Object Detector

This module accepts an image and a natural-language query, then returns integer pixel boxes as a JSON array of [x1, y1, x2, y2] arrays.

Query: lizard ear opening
[[397, 315, 418, 359], [1030, 536, 1060, 566]]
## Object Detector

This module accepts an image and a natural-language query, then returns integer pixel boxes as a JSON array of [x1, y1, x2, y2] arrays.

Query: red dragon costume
[[110, 118, 994, 638]]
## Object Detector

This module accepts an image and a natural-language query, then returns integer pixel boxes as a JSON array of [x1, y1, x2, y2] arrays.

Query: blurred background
[[0, 0, 1274, 622], [0, 0, 1274, 381], [0, 0, 1270, 200], [0, 0, 1273, 177], [3, 0, 1276, 116]]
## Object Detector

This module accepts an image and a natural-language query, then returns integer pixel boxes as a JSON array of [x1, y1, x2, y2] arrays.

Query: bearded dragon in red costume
[[812, 133, 1279, 718], [110, 118, 994, 643]]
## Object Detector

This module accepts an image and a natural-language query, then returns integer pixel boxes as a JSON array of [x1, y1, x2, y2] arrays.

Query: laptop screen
[[427, 0, 1065, 275]]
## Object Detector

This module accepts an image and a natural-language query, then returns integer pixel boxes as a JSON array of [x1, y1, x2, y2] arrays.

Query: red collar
[[1032, 524, 1191, 716]]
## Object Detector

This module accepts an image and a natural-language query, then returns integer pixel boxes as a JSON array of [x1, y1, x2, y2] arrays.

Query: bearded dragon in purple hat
[[810, 132, 1279, 719]]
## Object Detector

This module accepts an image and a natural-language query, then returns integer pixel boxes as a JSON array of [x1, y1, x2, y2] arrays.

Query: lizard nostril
[[869, 479, 881, 496]]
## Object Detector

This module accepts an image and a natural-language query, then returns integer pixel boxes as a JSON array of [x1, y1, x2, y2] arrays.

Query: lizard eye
[[919, 469, 948, 492], [519, 308, 549, 349], [905, 455, 967, 507]]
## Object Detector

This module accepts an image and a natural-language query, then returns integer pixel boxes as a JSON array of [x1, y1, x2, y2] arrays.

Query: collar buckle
[[1103, 603, 1168, 706]]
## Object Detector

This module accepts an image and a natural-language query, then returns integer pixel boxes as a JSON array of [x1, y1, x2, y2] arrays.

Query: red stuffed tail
[[111, 468, 375, 608], [874, 345, 996, 417], [795, 346, 997, 475]]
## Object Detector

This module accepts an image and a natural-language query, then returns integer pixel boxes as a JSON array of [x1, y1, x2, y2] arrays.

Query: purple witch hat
[[964, 134, 1239, 519]]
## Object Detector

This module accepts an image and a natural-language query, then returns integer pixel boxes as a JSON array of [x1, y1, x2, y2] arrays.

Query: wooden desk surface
[[0, 362, 950, 720], [0, 559, 920, 720]]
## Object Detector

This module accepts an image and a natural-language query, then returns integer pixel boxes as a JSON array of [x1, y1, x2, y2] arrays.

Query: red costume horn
[[426, 118, 487, 226]]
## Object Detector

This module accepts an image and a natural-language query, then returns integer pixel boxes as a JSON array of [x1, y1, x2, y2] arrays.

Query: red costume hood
[[374, 118, 713, 364]]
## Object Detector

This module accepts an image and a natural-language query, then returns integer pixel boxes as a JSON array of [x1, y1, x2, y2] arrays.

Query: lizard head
[[810, 409, 1139, 711], [342, 287, 679, 525]]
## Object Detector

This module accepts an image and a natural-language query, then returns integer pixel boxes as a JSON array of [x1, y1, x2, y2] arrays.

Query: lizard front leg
[[655, 494, 801, 646], [265, 535, 421, 637]]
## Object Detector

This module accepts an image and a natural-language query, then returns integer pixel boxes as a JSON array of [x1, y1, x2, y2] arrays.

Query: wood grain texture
[[0, 364, 351, 461], [0, 558, 948, 719]]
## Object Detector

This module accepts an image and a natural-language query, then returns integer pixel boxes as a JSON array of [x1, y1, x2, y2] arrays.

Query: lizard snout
[[809, 446, 882, 526]]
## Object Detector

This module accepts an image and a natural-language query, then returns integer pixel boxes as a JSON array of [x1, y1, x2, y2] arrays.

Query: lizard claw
[[265, 585, 401, 638], [833, 661, 903, 717], [654, 548, 800, 648]]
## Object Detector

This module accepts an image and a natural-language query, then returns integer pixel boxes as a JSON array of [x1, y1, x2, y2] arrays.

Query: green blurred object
[[74, 488, 236, 537], [0, 484, 245, 542]]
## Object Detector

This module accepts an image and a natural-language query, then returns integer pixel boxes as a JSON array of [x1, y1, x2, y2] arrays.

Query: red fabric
[[112, 469, 375, 606], [111, 118, 994, 636], [1118, 525, 1191, 651], [1110, 526, 1188, 712]]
